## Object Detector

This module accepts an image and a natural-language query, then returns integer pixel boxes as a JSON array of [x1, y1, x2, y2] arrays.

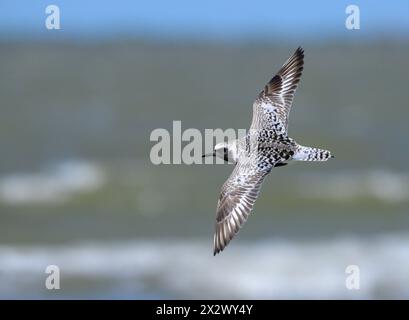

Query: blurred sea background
[[0, 0, 409, 299]]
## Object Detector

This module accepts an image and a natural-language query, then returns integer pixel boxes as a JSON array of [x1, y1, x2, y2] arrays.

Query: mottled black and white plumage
[[207, 47, 334, 255]]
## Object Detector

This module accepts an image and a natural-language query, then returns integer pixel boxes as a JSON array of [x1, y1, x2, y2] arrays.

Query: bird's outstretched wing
[[213, 162, 270, 255], [250, 47, 304, 134]]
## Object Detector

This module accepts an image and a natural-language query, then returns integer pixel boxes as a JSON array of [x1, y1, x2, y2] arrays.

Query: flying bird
[[202, 47, 334, 255]]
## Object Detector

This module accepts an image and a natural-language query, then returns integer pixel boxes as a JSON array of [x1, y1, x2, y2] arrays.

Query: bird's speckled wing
[[213, 161, 270, 255], [250, 47, 304, 134]]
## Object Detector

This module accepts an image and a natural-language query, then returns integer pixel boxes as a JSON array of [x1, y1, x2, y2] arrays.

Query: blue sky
[[0, 0, 408, 41]]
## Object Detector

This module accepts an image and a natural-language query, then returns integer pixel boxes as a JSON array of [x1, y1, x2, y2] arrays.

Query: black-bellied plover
[[203, 47, 334, 255]]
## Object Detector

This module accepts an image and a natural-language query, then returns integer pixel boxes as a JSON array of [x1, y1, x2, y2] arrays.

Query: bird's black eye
[[223, 148, 229, 162]]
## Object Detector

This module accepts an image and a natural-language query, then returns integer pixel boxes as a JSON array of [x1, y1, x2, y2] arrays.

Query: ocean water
[[0, 160, 106, 205], [0, 160, 407, 299], [1, 160, 408, 206], [1, 235, 409, 299]]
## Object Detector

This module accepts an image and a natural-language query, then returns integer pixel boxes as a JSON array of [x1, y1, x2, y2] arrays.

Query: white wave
[[0, 160, 105, 205], [296, 169, 409, 203], [1, 234, 409, 299]]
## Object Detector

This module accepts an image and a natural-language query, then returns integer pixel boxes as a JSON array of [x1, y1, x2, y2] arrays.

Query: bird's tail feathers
[[293, 145, 333, 161]]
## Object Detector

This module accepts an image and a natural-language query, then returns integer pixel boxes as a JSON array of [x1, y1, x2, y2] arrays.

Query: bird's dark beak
[[202, 152, 215, 158]]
